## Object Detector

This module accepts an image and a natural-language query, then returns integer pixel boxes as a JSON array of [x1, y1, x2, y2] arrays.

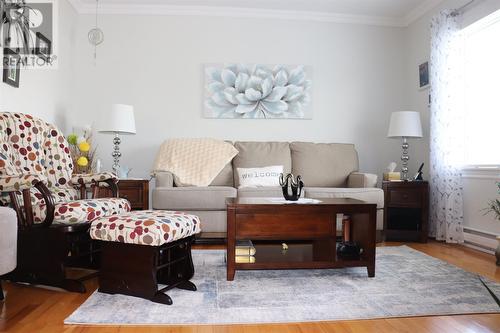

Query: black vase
[[279, 173, 304, 201]]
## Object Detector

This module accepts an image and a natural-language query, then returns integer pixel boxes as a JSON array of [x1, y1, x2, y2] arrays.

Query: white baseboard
[[463, 227, 498, 255]]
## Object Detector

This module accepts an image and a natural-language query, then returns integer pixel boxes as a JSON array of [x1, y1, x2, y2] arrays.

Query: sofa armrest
[[348, 172, 378, 188], [71, 172, 117, 185], [0, 174, 47, 192], [154, 171, 174, 187]]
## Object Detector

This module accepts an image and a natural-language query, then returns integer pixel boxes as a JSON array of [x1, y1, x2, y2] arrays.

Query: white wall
[[0, 0, 77, 129], [406, 0, 500, 237], [70, 15, 409, 180], [2, 1, 498, 238]]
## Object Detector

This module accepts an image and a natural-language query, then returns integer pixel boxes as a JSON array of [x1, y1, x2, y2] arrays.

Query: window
[[463, 9, 500, 166]]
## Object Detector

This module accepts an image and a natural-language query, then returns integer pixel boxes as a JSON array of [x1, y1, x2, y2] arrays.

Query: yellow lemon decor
[[79, 141, 90, 152], [77, 156, 89, 167], [67, 127, 96, 174]]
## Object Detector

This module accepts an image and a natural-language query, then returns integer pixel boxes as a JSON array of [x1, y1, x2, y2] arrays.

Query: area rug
[[65, 246, 500, 325]]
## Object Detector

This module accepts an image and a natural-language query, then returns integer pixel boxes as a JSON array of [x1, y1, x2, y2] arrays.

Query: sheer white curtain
[[429, 10, 465, 243]]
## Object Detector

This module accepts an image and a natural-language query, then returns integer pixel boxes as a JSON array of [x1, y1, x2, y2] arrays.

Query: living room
[[0, 0, 499, 332]]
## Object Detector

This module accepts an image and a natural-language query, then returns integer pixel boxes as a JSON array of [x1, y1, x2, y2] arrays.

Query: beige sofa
[[153, 141, 384, 241]]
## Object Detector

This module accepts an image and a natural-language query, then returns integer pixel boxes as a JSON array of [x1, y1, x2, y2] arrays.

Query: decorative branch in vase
[[483, 182, 500, 266], [483, 182, 500, 221], [67, 126, 97, 175]]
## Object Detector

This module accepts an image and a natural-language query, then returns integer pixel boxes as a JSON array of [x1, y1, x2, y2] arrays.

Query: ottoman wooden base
[[98, 235, 196, 305]]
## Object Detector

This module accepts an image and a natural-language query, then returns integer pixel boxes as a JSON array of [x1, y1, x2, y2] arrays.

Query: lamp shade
[[99, 104, 136, 135], [387, 111, 423, 138]]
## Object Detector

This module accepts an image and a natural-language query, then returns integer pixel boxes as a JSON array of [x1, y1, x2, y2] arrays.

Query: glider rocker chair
[[0, 112, 131, 293]]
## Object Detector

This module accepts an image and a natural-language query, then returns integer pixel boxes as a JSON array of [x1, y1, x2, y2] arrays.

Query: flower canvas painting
[[204, 64, 312, 119]]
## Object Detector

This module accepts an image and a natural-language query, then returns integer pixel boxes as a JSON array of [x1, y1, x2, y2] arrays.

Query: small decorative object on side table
[[100, 178, 149, 210], [383, 180, 429, 243]]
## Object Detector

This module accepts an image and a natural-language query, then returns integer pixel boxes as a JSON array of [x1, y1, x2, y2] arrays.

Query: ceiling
[[69, 0, 446, 26]]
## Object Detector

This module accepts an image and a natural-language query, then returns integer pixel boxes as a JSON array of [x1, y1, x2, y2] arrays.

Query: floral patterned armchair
[[0, 112, 131, 292]]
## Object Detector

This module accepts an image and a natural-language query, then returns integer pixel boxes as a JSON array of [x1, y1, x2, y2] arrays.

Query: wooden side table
[[382, 181, 429, 243], [118, 179, 150, 210]]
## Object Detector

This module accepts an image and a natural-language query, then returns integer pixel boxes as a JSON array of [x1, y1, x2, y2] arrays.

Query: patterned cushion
[[0, 113, 74, 189], [0, 174, 47, 192], [45, 187, 80, 203], [33, 198, 131, 224], [0, 112, 80, 208], [71, 172, 117, 185], [90, 210, 201, 246]]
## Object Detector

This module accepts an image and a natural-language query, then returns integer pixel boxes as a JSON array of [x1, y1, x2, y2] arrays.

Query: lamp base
[[401, 137, 409, 181], [112, 134, 121, 174]]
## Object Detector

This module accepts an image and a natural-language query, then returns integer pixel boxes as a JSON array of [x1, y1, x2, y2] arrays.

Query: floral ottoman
[[90, 210, 201, 305]]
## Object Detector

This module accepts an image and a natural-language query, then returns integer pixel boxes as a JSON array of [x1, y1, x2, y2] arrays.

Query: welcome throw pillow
[[237, 166, 283, 188]]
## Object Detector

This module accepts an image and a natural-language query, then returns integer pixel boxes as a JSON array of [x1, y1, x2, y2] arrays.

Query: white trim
[[64, 0, 444, 27], [464, 226, 499, 237], [462, 165, 500, 169], [463, 227, 498, 254], [76, 4, 405, 26], [461, 166, 500, 180], [403, 0, 446, 26], [66, 0, 83, 13], [463, 7, 500, 35], [463, 242, 495, 255], [462, 174, 500, 180]]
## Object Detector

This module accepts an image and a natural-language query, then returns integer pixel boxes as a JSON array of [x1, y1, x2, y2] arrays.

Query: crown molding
[[403, 0, 446, 25], [67, 0, 442, 27], [67, 0, 85, 13]]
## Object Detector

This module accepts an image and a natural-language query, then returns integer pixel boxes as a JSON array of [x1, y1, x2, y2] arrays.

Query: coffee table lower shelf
[[231, 242, 373, 274]]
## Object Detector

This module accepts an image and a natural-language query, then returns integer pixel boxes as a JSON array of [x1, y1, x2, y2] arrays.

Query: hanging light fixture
[[88, 0, 103, 63]]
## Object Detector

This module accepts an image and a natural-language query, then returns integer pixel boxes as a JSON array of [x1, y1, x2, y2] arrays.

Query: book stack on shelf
[[235, 240, 256, 263]]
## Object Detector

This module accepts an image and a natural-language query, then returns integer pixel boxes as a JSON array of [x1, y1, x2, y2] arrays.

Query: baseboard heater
[[463, 227, 498, 254]]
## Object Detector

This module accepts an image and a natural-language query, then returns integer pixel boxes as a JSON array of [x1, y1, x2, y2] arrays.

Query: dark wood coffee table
[[226, 197, 377, 281]]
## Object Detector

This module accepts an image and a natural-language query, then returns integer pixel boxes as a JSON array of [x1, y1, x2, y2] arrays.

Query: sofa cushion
[[233, 142, 291, 187], [180, 210, 227, 233], [152, 186, 236, 210], [210, 162, 234, 186], [290, 142, 359, 187], [33, 198, 131, 224], [155, 171, 174, 187], [304, 187, 384, 209], [238, 186, 290, 198]]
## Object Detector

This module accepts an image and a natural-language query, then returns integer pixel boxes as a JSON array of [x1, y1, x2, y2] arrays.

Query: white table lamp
[[387, 111, 423, 181], [99, 104, 136, 174]]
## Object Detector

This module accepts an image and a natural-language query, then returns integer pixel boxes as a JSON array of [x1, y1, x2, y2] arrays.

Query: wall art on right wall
[[419, 61, 430, 89]]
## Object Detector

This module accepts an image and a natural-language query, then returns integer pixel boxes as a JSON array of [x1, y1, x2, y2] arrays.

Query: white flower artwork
[[204, 64, 312, 119]]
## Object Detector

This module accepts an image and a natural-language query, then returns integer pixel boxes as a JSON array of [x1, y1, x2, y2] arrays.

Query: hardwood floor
[[1, 241, 499, 333]]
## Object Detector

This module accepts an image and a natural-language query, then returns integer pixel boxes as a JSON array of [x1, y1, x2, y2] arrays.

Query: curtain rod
[[450, 0, 476, 16]]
